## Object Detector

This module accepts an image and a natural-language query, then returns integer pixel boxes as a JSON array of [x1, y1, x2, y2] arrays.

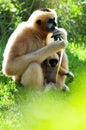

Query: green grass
[[0, 40, 86, 130]]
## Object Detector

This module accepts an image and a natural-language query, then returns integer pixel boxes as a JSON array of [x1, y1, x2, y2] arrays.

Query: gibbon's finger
[[51, 28, 61, 38], [51, 32, 61, 38]]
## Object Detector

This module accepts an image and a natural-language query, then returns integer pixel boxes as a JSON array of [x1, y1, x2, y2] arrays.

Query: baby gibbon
[[2, 8, 68, 90], [41, 53, 74, 90], [42, 28, 74, 91]]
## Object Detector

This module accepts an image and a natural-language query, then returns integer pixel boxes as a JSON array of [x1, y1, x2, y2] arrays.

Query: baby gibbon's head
[[28, 8, 57, 33], [44, 54, 59, 68]]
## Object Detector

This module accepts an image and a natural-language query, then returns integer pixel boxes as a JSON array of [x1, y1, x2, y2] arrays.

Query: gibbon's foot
[[45, 82, 57, 90], [62, 84, 70, 92], [66, 72, 74, 79], [66, 72, 74, 82]]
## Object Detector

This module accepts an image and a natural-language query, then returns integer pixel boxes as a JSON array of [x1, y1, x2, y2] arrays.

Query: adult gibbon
[[2, 8, 69, 90]]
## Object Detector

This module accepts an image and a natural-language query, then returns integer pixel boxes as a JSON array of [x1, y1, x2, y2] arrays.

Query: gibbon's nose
[[49, 59, 58, 68]]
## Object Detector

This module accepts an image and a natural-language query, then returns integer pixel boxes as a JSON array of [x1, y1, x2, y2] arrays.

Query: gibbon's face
[[28, 8, 57, 33], [44, 55, 59, 68], [36, 16, 57, 33], [47, 17, 56, 32]]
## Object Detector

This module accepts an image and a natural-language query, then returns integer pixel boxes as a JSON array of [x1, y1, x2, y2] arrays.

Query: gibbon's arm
[[3, 40, 66, 76], [59, 66, 69, 75]]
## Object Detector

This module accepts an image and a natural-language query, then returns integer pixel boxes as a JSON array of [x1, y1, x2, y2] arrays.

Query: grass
[[0, 40, 86, 130]]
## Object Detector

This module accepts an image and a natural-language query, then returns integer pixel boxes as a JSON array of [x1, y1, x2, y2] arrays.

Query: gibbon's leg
[[56, 52, 69, 91], [56, 73, 70, 91], [12, 75, 21, 81], [56, 74, 67, 90], [59, 66, 74, 79], [21, 63, 44, 88]]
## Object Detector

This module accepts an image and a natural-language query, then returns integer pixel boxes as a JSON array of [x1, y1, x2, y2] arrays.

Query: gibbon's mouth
[[48, 24, 56, 32], [49, 26, 56, 32]]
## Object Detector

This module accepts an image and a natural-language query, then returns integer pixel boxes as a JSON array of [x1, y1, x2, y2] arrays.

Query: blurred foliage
[[0, 0, 86, 43], [55, 0, 86, 42]]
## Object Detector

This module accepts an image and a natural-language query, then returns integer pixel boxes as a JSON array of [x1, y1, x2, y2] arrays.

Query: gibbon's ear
[[36, 19, 41, 25]]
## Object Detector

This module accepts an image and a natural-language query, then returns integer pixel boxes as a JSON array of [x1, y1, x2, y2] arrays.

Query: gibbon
[[2, 8, 68, 90], [42, 28, 74, 91], [41, 52, 74, 90]]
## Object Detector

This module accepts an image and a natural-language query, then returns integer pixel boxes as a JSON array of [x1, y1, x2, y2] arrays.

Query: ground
[[0, 41, 86, 130]]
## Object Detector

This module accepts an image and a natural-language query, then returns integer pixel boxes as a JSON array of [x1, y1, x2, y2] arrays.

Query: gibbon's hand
[[51, 27, 68, 46], [51, 27, 61, 41]]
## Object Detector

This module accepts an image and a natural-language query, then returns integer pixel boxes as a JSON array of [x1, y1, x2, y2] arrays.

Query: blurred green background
[[0, 0, 86, 42], [0, 0, 86, 130]]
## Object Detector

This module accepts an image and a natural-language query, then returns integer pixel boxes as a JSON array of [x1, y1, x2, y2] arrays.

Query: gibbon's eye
[[36, 19, 41, 25]]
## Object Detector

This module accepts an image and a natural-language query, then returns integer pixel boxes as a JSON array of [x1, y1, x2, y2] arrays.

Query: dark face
[[44, 58, 59, 68], [36, 17, 57, 33], [47, 17, 57, 32]]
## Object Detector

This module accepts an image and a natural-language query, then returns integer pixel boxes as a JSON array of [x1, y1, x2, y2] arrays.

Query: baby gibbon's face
[[44, 54, 59, 68]]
